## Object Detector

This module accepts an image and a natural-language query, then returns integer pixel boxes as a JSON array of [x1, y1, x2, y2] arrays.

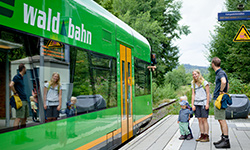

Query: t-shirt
[[178, 109, 193, 122], [191, 80, 209, 106], [31, 101, 38, 110], [12, 73, 27, 101], [66, 105, 77, 117], [213, 68, 228, 100], [45, 82, 62, 106]]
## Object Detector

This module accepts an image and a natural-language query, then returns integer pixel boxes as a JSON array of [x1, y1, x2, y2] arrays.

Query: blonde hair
[[30, 96, 35, 101], [71, 96, 77, 102], [180, 96, 187, 101], [192, 69, 205, 87], [49, 72, 61, 86]]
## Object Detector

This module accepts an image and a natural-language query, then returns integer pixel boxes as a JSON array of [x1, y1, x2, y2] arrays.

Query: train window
[[70, 48, 117, 115], [0, 26, 117, 131], [122, 61, 126, 119], [0, 27, 42, 130], [128, 62, 131, 117], [134, 57, 151, 96]]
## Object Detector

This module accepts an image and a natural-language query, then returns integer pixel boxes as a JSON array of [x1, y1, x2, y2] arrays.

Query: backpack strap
[[47, 83, 60, 94]]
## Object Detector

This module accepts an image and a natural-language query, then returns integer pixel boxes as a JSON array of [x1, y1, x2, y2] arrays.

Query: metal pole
[[38, 38, 45, 123], [5, 51, 10, 127]]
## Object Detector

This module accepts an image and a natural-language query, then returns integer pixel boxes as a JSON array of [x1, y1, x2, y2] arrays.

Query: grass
[[156, 85, 215, 115]]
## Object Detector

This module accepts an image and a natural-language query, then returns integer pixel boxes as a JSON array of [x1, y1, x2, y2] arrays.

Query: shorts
[[194, 105, 209, 118], [46, 106, 59, 118], [214, 105, 226, 120], [16, 101, 29, 118]]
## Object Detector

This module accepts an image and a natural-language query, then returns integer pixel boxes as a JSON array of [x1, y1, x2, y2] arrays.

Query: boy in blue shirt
[[65, 97, 77, 117], [178, 100, 193, 140], [180, 96, 193, 139]]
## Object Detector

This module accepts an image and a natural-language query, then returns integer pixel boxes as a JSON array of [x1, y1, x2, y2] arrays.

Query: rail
[[153, 99, 177, 111], [140, 99, 177, 132]]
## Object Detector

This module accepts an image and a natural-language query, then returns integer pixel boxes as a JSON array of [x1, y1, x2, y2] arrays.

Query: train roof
[[75, 0, 150, 48]]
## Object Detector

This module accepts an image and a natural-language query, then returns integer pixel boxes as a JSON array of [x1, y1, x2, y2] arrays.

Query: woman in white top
[[43, 72, 62, 122], [191, 69, 210, 142]]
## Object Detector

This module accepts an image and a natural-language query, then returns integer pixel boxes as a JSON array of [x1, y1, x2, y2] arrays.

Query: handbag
[[214, 94, 223, 109], [10, 95, 23, 109]]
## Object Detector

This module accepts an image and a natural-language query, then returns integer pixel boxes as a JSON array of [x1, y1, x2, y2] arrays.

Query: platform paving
[[120, 115, 250, 150]]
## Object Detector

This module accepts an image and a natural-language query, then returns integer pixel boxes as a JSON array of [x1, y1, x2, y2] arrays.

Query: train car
[[0, 0, 153, 149]]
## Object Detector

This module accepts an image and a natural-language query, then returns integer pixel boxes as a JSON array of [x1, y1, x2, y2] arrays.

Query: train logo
[[23, 3, 92, 45]]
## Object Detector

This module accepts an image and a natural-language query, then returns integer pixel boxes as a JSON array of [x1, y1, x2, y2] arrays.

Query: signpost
[[218, 11, 250, 21], [218, 10, 250, 42]]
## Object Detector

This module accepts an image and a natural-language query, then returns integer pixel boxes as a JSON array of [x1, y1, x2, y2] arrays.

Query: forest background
[[95, 0, 250, 114]]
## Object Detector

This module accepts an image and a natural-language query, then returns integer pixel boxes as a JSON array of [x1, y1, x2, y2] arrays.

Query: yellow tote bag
[[14, 95, 23, 109], [214, 94, 223, 109]]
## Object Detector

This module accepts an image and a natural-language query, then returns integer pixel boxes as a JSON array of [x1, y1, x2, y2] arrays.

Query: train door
[[120, 44, 133, 143]]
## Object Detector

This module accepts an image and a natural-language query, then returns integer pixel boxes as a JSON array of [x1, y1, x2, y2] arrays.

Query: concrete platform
[[120, 115, 250, 150]]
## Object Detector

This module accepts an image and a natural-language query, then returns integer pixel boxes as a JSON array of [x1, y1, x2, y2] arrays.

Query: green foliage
[[185, 73, 193, 85], [165, 65, 187, 90], [207, 0, 250, 83], [228, 75, 250, 98], [152, 82, 176, 106], [95, 0, 190, 85], [0, 31, 26, 62]]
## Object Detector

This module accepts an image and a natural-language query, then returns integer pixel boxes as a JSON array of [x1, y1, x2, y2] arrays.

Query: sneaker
[[186, 134, 193, 140], [179, 135, 186, 140], [200, 134, 209, 142], [196, 133, 204, 141]]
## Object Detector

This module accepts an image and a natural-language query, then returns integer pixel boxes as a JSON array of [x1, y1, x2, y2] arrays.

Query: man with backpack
[[211, 57, 230, 149], [9, 63, 29, 129]]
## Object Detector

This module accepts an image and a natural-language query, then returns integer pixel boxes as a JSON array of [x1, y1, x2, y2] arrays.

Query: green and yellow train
[[0, 0, 153, 149]]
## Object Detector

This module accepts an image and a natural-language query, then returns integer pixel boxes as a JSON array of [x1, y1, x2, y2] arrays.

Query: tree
[[95, 0, 190, 85], [207, 0, 250, 83], [165, 65, 187, 90]]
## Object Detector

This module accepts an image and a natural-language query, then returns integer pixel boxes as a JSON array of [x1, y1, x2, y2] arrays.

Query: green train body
[[0, 0, 153, 149]]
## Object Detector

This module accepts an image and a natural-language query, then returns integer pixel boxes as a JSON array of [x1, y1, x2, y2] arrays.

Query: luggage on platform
[[226, 94, 250, 119]]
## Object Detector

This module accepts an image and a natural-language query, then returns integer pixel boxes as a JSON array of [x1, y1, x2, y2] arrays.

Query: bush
[[164, 65, 187, 90], [228, 76, 250, 97], [152, 82, 176, 107]]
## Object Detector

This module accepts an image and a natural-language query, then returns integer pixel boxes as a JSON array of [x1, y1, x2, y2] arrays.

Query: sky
[[175, 0, 226, 67]]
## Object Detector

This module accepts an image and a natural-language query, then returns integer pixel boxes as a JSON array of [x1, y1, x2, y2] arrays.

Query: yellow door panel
[[120, 44, 133, 142]]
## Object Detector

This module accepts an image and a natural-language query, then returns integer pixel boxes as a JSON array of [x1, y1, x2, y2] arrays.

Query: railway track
[[140, 99, 177, 132]]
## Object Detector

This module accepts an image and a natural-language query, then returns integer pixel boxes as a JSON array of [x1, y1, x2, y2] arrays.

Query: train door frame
[[120, 44, 133, 143]]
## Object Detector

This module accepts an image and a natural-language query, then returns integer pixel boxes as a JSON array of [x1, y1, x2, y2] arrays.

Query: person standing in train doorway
[[43, 72, 62, 122], [211, 57, 230, 148], [191, 69, 210, 142], [9, 63, 29, 129]]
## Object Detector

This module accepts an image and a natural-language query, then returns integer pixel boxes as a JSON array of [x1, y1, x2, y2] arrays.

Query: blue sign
[[218, 11, 250, 21]]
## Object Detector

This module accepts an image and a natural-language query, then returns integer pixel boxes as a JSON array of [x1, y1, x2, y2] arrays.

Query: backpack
[[47, 82, 60, 94], [215, 93, 232, 109], [193, 80, 212, 102], [185, 101, 193, 118], [189, 106, 193, 118]]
